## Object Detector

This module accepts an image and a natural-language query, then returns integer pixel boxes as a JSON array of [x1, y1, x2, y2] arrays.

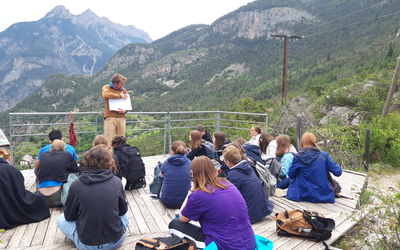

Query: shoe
[[275, 188, 287, 197]]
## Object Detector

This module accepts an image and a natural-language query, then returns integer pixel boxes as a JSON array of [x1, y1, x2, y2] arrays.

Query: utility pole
[[381, 55, 400, 118], [270, 34, 302, 104]]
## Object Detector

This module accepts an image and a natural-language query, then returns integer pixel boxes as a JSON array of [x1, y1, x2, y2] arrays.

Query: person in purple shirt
[[168, 156, 256, 250]]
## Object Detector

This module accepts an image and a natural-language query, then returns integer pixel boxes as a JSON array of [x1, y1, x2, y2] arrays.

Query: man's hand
[[120, 93, 128, 99], [116, 108, 126, 113]]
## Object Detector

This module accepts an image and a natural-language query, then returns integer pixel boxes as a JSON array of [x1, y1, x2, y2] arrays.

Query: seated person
[[287, 132, 342, 203], [248, 125, 261, 145], [275, 134, 296, 190], [169, 156, 256, 250], [34, 129, 78, 169], [195, 124, 213, 143], [186, 130, 207, 160], [92, 134, 123, 179], [160, 140, 192, 209], [223, 145, 274, 224], [212, 132, 230, 161], [0, 148, 50, 229], [259, 132, 276, 161], [35, 140, 79, 207], [57, 147, 129, 249]]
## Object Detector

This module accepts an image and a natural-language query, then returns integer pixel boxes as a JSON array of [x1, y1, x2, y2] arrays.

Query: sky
[[0, 0, 255, 40]]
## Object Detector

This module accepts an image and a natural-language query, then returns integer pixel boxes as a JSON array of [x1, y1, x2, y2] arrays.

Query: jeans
[[57, 213, 129, 250]]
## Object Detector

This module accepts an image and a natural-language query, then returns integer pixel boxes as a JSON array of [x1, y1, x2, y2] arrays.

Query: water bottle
[[175, 209, 180, 219], [298, 228, 312, 235]]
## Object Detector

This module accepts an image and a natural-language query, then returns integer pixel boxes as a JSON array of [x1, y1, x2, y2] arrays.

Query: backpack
[[265, 157, 283, 183], [274, 209, 335, 242], [149, 161, 164, 197], [247, 156, 277, 199], [201, 142, 218, 160], [114, 144, 146, 190], [135, 235, 195, 250]]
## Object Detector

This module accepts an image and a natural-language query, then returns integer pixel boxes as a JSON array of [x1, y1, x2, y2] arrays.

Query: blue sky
[[0, 0, 254, 40]]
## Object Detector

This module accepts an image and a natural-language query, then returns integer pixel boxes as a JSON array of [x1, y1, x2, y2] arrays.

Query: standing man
[[102, 73, 129, 143]]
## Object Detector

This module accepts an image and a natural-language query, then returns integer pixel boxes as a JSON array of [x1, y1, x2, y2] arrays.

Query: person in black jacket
[[35, 139, 79, 207], [0, 148, 50, 229], [195, 124, 212, 143], [57, 146, 129, 249], [186, 130, 207, 160]]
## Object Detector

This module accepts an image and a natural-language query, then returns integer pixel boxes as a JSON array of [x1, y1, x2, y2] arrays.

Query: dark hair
[[171, 140, 187, 155], [111, 136, 127, 147], [195, 124, 205, 132], [49, 130, 62, 141], [213, 132, 226, 150], [81, 147, 117, 174], [259, 132, 275, 153]]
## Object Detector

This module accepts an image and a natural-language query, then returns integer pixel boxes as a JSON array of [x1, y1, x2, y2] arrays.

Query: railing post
[[364, 129, 370, 171], [163, 113, 169, 155], [296, 114, 302, 150], [167, 112, 171, 155], [9, 114, 14, 165], [265, 115, 268, 133], [216, 112, 220, 132]]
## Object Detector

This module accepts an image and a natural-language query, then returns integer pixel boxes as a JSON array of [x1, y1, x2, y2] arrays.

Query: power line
[[303, 10, 400, 37], [299, 1, 387, 35]]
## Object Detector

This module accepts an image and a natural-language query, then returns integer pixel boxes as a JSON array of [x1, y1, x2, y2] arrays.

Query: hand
[[116, 108, 126, 113], [120, 93, 128, 99]]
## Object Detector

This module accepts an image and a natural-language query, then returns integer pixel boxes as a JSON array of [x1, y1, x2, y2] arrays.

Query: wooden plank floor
[[0, 155, 367, 250]]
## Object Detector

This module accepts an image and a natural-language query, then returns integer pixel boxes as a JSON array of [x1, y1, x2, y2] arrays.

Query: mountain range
[[0, 5, 151, 111], [1, 0, 400, 119]]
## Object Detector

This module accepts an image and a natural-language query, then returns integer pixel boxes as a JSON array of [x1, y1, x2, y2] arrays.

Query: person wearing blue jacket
[[161, 140, 192, 209], [223, 145, 274, 224], [286, 132, 342, 203]]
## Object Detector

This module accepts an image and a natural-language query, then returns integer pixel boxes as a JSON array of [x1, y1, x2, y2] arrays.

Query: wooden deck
[[0, 155, 368, 250]]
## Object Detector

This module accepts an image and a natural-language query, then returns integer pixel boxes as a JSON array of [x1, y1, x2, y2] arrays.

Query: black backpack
[[114, 144, 146, 190]]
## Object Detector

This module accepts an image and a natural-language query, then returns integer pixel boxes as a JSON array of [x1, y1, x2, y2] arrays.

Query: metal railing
[[8, 111, 268, 165]]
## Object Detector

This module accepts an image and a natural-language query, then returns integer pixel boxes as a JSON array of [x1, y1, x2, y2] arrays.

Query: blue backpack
[[201, 142, 218, 160], [149, 161, 164, 197]]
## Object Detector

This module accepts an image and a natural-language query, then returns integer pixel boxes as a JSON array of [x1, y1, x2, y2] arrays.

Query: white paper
[[109, 94, 132, 111], [0, 128, 10, 146]]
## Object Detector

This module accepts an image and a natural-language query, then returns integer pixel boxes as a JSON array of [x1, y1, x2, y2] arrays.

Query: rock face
[[0, 5, 151, 111]]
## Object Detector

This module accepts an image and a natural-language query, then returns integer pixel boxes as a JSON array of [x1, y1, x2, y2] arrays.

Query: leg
[[169, 219, 206, 249], [115, 117, 126, 137], [104, 117, 117, 144]]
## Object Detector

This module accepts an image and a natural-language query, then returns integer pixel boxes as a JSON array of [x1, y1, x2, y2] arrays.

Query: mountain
[[0, 5, 152, 112], [2, 0, 400, 116]]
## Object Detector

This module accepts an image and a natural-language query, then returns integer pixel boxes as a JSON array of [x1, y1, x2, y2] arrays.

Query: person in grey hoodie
[[223, 145, 274, 224], [57, 147, 129, 250]]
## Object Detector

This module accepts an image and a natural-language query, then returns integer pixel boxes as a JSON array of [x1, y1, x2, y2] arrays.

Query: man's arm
[[102, 85, 128, 99]]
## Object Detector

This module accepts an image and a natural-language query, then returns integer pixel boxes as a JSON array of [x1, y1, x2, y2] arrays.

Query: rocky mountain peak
[[44, 5, 74, 19]]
